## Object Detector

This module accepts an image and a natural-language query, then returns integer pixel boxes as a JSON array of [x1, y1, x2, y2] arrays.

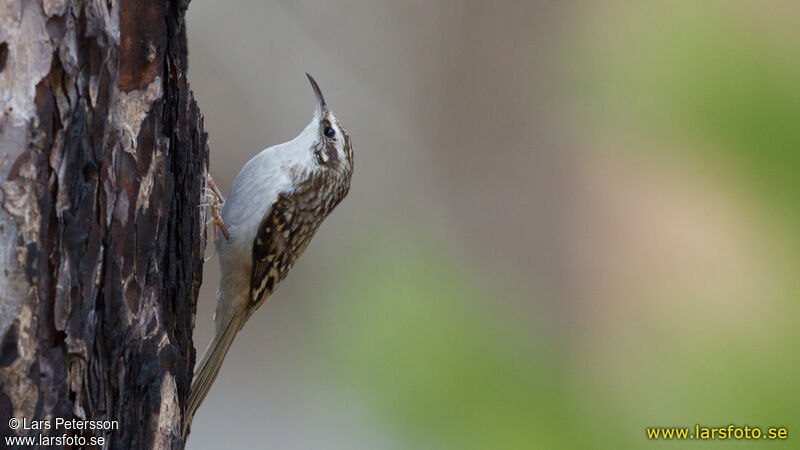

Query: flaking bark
[[0, 0, 206, 448]]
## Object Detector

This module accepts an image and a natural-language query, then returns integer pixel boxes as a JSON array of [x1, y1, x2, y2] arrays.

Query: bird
[[183, 74, 354, 438]]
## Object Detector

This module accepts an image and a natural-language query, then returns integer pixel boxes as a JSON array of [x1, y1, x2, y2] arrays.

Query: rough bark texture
[[0, 0, 205, 448]]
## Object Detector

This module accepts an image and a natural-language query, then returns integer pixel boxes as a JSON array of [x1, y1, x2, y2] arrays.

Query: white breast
[[213, 117, 320, 323]]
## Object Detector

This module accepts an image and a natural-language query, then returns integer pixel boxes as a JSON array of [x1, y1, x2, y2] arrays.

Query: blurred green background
[[187, 1, 799, 448]]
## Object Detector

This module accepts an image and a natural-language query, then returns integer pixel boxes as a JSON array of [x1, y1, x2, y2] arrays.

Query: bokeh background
[[186, 1, 799, 448]]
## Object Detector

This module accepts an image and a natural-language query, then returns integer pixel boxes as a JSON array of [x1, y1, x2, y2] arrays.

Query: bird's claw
[[205, 173, 230, 242]]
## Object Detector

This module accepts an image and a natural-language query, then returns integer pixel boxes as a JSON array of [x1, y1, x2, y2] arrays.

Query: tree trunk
[[0, 0, 206, 448]]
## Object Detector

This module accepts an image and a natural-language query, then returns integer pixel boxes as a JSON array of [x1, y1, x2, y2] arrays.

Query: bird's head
[[288, 74, 353, 191]]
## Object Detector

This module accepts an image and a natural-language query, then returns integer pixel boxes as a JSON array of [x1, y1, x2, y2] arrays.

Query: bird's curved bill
[[306, 73, 327, 116]]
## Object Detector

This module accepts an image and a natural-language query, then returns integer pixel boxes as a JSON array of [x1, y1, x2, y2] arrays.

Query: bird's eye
[[324, 127, 336, 139]]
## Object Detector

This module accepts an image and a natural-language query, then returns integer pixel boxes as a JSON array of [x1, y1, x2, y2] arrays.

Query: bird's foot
[[204, 173, 230, 242]]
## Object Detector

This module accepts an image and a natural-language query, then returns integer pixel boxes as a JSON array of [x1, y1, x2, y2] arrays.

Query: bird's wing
[[248, 192, 294, 315]]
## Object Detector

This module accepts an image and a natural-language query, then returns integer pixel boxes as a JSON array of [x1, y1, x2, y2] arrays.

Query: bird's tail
[[183, 313, 246, 439]]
